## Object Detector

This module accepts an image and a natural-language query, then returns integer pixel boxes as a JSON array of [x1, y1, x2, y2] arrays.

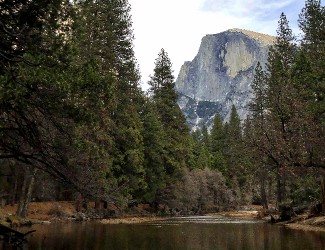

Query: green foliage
[[227, 105, 242, 141], [138, 100, 166, 202], [188, 130, 212, 170], [0, 1, 76, 178], [209, 114, 226, 172], [299, 0, 325, 46], [210, 114, 225, 152], [223, 106, 243, 176], [148, 49, 191, 176], [288, 171, 321, 206], [247, 1, 325, 209], [299, 0, 325, 125], [2, 0, 323, 213], [249, 62, 267, 118]]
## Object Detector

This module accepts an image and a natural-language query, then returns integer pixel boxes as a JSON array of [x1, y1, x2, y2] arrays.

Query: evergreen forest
[[0, 0, 324, 218]]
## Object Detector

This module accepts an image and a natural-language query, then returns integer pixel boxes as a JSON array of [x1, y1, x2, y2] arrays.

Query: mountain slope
[[175, 29, 275, 130]]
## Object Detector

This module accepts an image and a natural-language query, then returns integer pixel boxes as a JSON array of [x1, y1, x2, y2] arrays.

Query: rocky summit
[[175, 28, 275, 130]]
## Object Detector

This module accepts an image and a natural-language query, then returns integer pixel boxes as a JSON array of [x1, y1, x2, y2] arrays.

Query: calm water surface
[[2, 216, 325, 250]]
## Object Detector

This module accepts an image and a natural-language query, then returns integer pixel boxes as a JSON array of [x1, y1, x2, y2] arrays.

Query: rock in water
[[175, 29, 275, 130]]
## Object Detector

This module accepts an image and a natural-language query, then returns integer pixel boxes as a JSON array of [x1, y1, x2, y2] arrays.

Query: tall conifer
[[149, 49, 190, 175]]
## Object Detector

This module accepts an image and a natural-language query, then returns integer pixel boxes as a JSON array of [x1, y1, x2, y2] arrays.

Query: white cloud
[[201, 0, 297, 19], [129, 0, 305, 89]]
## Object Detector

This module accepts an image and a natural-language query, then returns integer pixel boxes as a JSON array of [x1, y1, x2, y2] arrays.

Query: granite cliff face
[[175, 29, 275, 130]]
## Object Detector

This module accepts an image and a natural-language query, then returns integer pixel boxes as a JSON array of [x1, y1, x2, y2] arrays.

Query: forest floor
[[0, 201, 76, 221], [0, 202, 325, 233]]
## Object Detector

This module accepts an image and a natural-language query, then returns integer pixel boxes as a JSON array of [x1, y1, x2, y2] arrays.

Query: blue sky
[[129, 0, 307, 89]]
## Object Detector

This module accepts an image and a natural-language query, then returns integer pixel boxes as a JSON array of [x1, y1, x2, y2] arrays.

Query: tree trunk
[[17, 169, 27, 217], [95, 200, 101, 210], [17, 168, 37, 218], [276, 168, 285, 208], [321, 176, 325, 213], [8, 166, 18, 205], [268, 176, 273, 205], [259, 170, 268, 209], [10, 176, 18, 206], [21, 168, 37, 217]]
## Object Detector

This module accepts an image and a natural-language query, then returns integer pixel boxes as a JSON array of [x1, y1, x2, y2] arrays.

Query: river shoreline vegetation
[[0, 0, 324, 233]]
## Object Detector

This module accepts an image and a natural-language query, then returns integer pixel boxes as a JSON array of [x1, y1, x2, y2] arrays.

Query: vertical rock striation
[[176, 29, 275, 130]]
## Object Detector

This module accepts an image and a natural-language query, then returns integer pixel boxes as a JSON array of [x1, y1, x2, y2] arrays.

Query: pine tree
[[265, 13, 297, 205], [188, 129, 212, 170], [148, 49, 190, 175], [298, 0, 325, 124], [210, 114, 225, 152], [201, 125, 211, 148], [0, 0, 74, 175], [0, 0, 80, 216], [209, 114, 226, 172], [248, 63, 272, 208], [72, 0, 137, 80], [249, 62, 267, 120], [267, 13, 296, 117], [137, 98, 166, 203], [262, 13, 297, 166], [71, 0, 145, 203], [299, 0, 325, 48], [246, 2, 325, 211], [298, 0, 325, 212], [223, 106, 245, 188], [227, 105, 242, 142]]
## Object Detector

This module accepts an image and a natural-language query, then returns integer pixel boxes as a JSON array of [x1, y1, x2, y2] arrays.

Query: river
[[2, 216, 325, 249]]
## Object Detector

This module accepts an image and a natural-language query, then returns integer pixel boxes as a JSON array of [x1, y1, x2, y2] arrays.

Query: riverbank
[[0, 201, 169, 225], [1, 201, 325, 233], [210, 206, 325, 233], [0, 202, 262, 224], [0, 201, 76, 222], [282, 215, 325, 233]]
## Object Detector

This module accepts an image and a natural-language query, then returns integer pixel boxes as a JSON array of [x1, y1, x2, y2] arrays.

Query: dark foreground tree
[[0, 0, 74, 181], [0, 0, 146, 215]]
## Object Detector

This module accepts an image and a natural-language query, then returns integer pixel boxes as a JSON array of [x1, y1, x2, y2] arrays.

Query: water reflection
[[2, 216, 324, 250]]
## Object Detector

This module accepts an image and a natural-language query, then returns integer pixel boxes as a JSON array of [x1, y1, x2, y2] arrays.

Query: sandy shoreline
[[101, 216, 167, 224], [210, 210, 260, 219], [285, 223, 325, 232], [282, 216, 325, 233]]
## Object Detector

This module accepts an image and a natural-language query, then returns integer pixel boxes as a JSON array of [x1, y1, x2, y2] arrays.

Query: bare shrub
[[161, 167, 235, 214]]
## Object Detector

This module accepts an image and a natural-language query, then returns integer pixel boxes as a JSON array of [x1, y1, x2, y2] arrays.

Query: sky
[[128, 0, 307, 89]]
